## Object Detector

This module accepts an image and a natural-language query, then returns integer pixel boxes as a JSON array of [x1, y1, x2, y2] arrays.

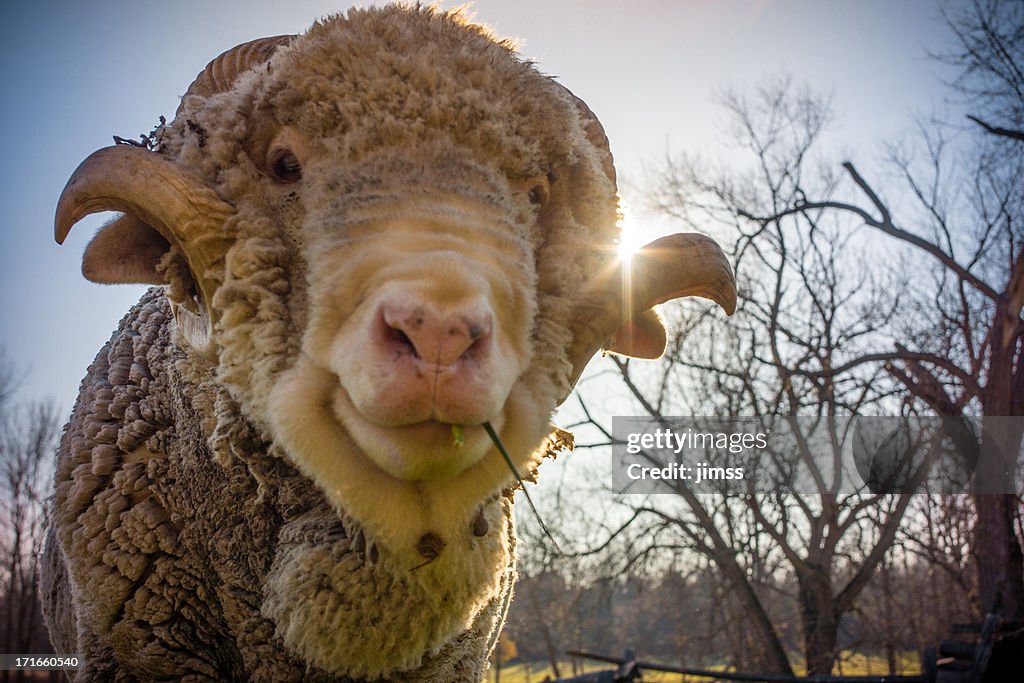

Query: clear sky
[[0, 0, 961, 415]]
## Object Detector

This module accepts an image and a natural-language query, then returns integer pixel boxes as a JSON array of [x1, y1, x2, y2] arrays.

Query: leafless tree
[[561, 78, 932, 676], [0, 356, 61, 682], [740, 0, 1024, 624], [509, 4, 1020, 673]]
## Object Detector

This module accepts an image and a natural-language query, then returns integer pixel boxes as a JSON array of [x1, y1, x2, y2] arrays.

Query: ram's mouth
[[414, 421, 470, 448], [388, 420, 487, 451], [331, 386, 500, 481]]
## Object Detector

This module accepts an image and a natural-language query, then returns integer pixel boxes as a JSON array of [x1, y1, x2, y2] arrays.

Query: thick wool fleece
[[44, 5, 621, 681], [43, 290, 515, 681]]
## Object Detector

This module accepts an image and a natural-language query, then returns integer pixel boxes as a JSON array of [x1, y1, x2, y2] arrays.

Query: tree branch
[[835, 495, 914, 613], [795, 348, 979, 396], [967, 114, 1024, 142], [746, 162, 1001, 300]]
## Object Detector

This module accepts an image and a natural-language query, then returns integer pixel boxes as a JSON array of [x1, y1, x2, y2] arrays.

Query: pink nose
[[378, 300, 493, 367]]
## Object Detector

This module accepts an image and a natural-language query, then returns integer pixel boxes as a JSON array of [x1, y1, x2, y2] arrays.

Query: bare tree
[[563, 79, 928, 676], [501, 8, 1023, 677], [740, 0, 1024, 623], [507, 5, 1020, 673], [0, 356, 61, 682]]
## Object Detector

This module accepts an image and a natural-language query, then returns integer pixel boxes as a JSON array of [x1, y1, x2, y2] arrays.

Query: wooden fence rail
[[564, 649, 925, 683], [560, 613, 1018, 683]]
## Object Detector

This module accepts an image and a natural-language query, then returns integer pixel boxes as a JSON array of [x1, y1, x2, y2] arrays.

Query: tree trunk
[[798, 567, 839, 676], [973, 492, 1024, 619], [976, 333, 1024, 621], [881, 553, 897, 675], [523, 583, 561, 680], [716, 553, 794, 675]]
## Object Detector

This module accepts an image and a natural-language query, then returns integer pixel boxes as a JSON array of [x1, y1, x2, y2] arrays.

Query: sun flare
[[616, 201, 644, 259]]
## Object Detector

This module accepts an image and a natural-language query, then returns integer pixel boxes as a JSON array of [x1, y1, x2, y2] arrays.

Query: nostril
[[460, 317, 492, 360], [464, 313, 492, 341], [386, 325, 419, 358], [378, 307, 421, 358]]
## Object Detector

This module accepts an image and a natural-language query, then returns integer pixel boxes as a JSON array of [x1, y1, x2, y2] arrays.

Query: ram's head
[[56, 8, 734, 554]]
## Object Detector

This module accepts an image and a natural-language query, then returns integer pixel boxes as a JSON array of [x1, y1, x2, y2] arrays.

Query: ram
[[42, 5, 735, 681]]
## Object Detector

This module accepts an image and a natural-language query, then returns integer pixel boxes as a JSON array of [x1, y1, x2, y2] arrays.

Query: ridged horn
[[55, 144, 235, 312], [563, 232, 737, 398], [176, 35, 295, 115], [55, 35, 294, 344]]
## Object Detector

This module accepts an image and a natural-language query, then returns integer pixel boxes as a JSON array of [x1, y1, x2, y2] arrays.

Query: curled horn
[[553, 85, 737, 399], [55, 36, 295, 347], [176, 35, 294, 115], [562, 234, 737, 401], [55, 144, 235, 310]]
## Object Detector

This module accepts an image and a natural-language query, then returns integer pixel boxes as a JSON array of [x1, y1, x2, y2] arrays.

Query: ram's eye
[[269, 148, 302, 183], [527, 182, 549, 207]]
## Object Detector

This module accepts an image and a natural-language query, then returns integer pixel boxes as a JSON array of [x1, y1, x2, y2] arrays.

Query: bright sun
[[616, 201, 644, 259]]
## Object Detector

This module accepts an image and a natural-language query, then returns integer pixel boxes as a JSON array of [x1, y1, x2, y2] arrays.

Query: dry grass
[[488, 651, 922, 682]]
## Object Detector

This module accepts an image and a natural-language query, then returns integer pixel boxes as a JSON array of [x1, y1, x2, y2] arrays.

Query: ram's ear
[[606, 308, 667, 359], [82, 214, 170, 284]]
